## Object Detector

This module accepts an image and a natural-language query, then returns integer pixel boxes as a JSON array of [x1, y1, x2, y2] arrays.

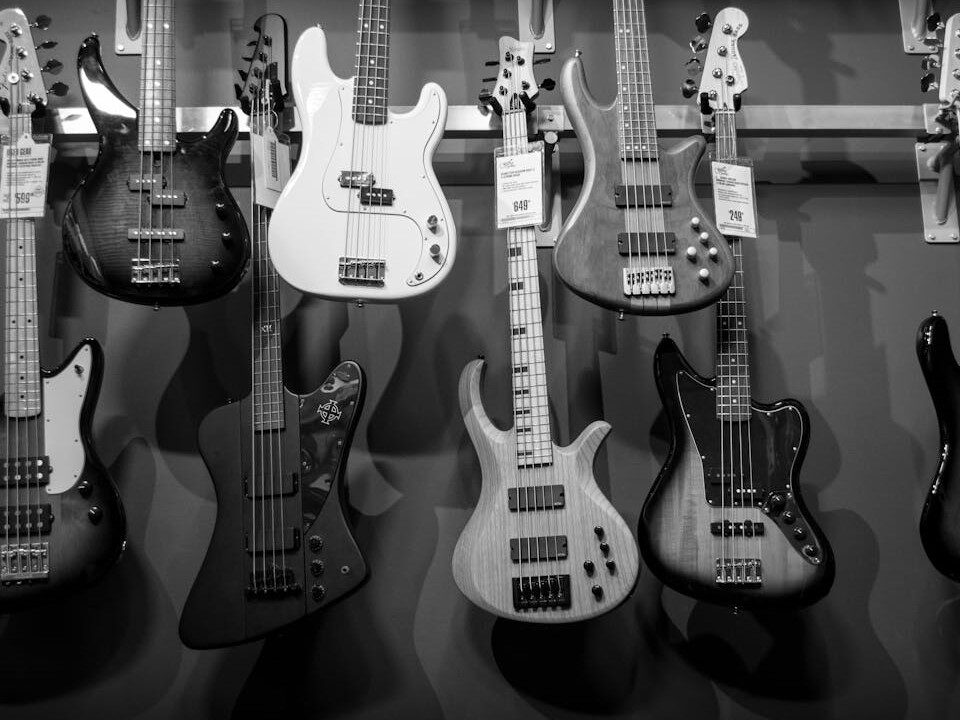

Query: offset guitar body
[[0, 341, 125, 611], [553, 55, 734, 315], [269, 26, 455, 302], [453, 360, 639, 622], [640, 338, 833, 607], [917, 313, 960, 581], [180, 362, 367, 648], [62, 35, 248, 306]]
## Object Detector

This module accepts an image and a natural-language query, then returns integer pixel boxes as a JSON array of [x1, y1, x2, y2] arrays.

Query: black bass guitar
[[639, 9, 833, 607], [0, 10, 124, 611], [179, 17, 367, 648], [62, 0, 248, 306]]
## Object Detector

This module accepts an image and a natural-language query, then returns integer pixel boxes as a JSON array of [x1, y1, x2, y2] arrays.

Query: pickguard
[[43, 344, 93, 494]]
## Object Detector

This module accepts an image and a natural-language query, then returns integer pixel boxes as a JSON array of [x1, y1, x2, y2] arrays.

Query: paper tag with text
[[711, 161, 758, 238], [0, 134, 50, 219], [252, 126, 292, 207], [495, 145, 544, 229]]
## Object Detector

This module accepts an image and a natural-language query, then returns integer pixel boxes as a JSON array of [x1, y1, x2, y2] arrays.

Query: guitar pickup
[[617, 233, 677, 255], [0, 456, 51, 488], [338, 171, 375, 188], [510, 535, 568, 563], [359, 186, 394, 206], [245, 527, 301, 554], [151, 191, 186, 207], [0, 505, 53, 535], [127, 176, 166, 191], [614, 184, 673, 207], [127, 229, 185, 241], [244, 472, 299, 498]]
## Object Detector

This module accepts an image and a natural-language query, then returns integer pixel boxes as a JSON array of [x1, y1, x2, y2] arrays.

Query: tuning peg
[[247, 40, 258, 47], [234, 83, 243, 100], [922, 54, 941, 71], [47, 81, 67, 96], [695, 12, 712, 33], [241, 54, 253, 63], [927, 12, 943, 32], [685, 56, 703, 75], [534, 58, 551, 65], [733, 93, 742, 112], [482, 76, 497, 83], [681, 78, 698, 98], [238, 69, 248, 81], [539, 78, 555, 92], [31, 14, 51, 30], [689, 35, 707, 53], [41, 59, 63, 74], [36, 40, 57, 51], [921, 72, 939, 93]]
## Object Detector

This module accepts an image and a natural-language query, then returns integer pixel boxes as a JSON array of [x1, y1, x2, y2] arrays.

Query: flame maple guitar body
[[179, 362, 367, 648], [0, 341, 125, 611], [62, 36, 248, 306], [268, 27, 455, 302], [639, 337, 833, 607], [553, 55, 734, 315], [453, 360, 639, 622], [916, 313, 960, 581]]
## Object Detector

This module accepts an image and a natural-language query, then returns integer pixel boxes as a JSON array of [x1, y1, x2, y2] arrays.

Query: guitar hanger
[[115, 0, 142, 55], [517, 0, 555, 54], [899, 0, 944, 54]]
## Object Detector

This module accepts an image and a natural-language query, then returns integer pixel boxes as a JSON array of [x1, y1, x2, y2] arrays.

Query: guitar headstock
[[235, 13, 289, 133], [683, 8, 749, 120], [0, 9, 65, 117], [479, 35, 554, 117], [936, 14, 960, 114]]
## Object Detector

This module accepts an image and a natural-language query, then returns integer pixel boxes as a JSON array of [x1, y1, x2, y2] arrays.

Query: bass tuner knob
[[682, 79, 699, 98], [539, 78, 556, 92], [921, 72, 939, 93], [695, 12, 712, 33]]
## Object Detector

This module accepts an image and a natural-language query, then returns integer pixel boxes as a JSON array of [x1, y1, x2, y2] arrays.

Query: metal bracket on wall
[[915, 139, 960, 243], [536, 128, 562, 247], [518, 0, 555, 53], [115, 0, 142, 54], [899, 0, 942, 53]]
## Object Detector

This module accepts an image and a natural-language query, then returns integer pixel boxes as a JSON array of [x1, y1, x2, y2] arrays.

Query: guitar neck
[[352, 0, 392, 125], [613, 0, 659, 162], [139, 0, 177, 152], [713, 109, 751, 420], [4, 217, 41, 418], [251, 202, 284, 432]]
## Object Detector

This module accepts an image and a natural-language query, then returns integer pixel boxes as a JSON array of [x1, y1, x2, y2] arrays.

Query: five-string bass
[[553, 0, 734, 316], [179, 16, 368, 648], [62, 0, 249, 306], [0, 9, 125, 611], [639, 9, 833, 607], [453, 38, 639, 622], [268, 0, 456, 302]]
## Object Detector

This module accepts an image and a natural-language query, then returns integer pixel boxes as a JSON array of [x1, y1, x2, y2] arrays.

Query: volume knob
[[686, 246, 698, 260], [591, 584, 604, 600], [698, 268, 710, 282], [691, 216, 701, 229]]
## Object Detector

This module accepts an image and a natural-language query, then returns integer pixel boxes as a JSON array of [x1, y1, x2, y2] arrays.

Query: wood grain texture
[[62, 35, 249, 307], [453, 360, 639, 622], [553, 54, 734, 316], [639, 337, 833, 607]]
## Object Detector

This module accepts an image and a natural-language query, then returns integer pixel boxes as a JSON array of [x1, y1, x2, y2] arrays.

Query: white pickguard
[[269, 26, 456, 302], [43, 343, 92, 494]]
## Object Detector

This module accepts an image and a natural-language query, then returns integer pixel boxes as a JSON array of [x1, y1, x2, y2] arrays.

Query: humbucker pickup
[[715, 558, 762, 586], [244, 527, 301, 554], [338, 170, 375, 188], [127, 176, 166, 191], [0, 542, 49, 582], [0, 505, 53, 534], [244, 472, 298, 499], [510, 535, 568, 563], [127, 229, 185, 241], [0, 456, 50, 488], [132, 259, 181, 285], [151, 191, 186, 207], [339, 257, 386, 285], [508, 484, 565, 512], [512, 574, 571, 611], [614, 184, 673, 207], [623, 266, 675, 297], [247, 565, 301, 597], [617, 233, 677, 255], [359, 186, 394, 206], [710, 520, 765, 537]]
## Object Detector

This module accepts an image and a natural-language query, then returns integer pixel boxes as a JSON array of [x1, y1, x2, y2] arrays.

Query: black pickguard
[[179, 361, 367, 649], [62, 35, 249, 306], [0, 341, 126, 612], [917, 313, 960, 581]]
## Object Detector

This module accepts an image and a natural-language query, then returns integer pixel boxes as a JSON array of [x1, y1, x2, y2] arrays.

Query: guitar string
[[619, 0, 647, 298], [344, 1, 364, 268], [611, 0, 637, 288], [147, 0, 157, 284], [376, 0, 390, 273], [4, 42, 13, 571], [248, 89, 258, 584], [163, 0, 175, 284], [357, 0, 375, 271], [136, 2, 147, 283]]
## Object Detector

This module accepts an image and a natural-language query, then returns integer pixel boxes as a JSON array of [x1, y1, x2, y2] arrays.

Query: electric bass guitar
[[62, 0, 249, 306], [0, 9, 125, 612], [553, 0, 733, 316], [268, 0, 456, 303], [453, 38, 639, 622], [179, 16, 367, 647], [639, 9, 833, 607]]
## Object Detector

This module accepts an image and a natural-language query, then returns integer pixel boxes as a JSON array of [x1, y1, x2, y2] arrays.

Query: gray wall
[[1, 1, 957, 719]]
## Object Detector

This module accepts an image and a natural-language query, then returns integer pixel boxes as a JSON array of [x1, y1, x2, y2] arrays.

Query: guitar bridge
[[511, 574, 571, 611], [246, 565, 301, 597], [0, 542, 49, 583], [622, 266, 675, 297], [338, 257, 386, 285], [715, 558, 762, 586], [132, 258, 181, 285]]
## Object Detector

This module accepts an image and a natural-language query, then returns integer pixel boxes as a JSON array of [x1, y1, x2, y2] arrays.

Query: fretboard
[[502, 108, 552, 468], [352, 0, 392, 125], [714, 109, 751, 420], [139, 0, 176, 152], [613, 0, 659, 162], [4, 218, 41, 418], [252, 204, 284, 432]]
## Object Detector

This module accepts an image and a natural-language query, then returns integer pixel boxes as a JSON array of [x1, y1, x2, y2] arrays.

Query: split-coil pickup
[[508, 484, 566, 512], [617, 232, 677, 254], [359, 186, 395, 206], [127, 229, 185, 242], [510, 535, 568, 563], [127, 176, 166, 191], [150, 191, 186, 207], [338, 170, 375, 188]]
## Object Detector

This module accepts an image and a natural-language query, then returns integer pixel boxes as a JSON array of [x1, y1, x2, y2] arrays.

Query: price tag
[[0, 134, 50, 219], [495, 144, 544, 229], [251, 127, 291, 208], [711, 160, 758, 239]]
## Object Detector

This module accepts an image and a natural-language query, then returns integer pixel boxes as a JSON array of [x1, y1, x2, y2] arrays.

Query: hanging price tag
[[495, 142, 544, 229], [251, 126, 292, 208], [0, 134, 50, 219], [711, 160, 758, 238]]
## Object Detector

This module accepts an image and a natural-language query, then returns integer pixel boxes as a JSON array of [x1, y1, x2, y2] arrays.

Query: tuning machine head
[[922, 72, 939, 93], [685, 56, 703, 75], [30, 14, 50, 31], [539, 77, 555, 92], [695, 12, 712, 34], [922, 53, 941, 72], [927, 12, 944, 33], [46, 80, 67, 97], [689, 35, 707, 53], [36, 39, 57, 51], [681, 78, 699, 99], [41, 58, 62, 75]]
